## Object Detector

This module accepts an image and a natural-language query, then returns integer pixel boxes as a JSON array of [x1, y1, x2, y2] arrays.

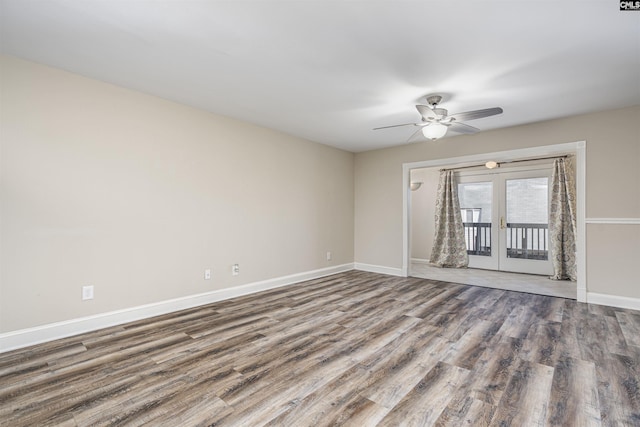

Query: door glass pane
[[458, 182, 492, 256], [505, 177, 549, 260]]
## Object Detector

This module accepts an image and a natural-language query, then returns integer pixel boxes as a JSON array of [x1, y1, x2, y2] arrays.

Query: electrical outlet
[[232, 264, 240, 276], [326, 251, 332, 261], [204, 269, 211, 280], [82, 285, 94, 301]]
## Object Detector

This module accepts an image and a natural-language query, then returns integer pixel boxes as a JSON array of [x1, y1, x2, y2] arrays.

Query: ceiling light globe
[[422, 123, 447, 140]]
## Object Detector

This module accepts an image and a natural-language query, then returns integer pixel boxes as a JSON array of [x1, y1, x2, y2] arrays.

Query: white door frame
[[402, 141, 587, 302]]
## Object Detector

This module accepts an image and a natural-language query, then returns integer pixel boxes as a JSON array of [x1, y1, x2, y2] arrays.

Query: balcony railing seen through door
[[463, 222, 549, 260], [506, 223, 548, 260], [463, 222, 491, 256]]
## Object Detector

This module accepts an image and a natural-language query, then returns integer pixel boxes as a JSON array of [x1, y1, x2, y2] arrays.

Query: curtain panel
[[549, 157, 577, 281], [429, 170, 469, 268]]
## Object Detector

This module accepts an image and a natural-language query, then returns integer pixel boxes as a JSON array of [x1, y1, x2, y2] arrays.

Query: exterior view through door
[[457, 165, 553, 276]]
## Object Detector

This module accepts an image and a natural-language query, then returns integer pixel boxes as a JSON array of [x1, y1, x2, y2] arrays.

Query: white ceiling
[[1, 1, 639, 152]]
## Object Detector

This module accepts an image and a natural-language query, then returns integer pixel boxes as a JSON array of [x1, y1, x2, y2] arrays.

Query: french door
[[457, 168, 554, 275]]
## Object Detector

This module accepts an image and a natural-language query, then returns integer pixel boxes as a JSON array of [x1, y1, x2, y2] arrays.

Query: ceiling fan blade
[[447, 122, 480, 134], [449, 107, 503, 122], [373, 122, 418, 130], [416, 105, 439, 121]]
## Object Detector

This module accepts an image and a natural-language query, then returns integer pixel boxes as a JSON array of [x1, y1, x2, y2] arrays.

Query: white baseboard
[[0, 263, 355, 353], [587, 292, 640, 311], [354, 262, 404, 277], [410, 258, 430, 265]]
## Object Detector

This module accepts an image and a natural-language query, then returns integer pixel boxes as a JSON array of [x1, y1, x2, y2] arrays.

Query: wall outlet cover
[[82, 285, 94, 301]]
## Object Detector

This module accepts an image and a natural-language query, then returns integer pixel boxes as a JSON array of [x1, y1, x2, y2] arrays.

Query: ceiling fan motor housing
[[432, 108, 447, 119], [426, 95, 443, 107]]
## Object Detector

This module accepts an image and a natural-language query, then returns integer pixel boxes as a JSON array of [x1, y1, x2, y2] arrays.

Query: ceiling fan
[[373, 95, 503, 141]]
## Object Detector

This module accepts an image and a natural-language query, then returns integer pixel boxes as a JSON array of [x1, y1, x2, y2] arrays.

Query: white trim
[[575, 141, 586, 303], [0, 263, 354, 353], [354, 263, 404, 277], [402, 165, 410, 277], [403, 141, 587, 301], [588, 292, 640, 311], [410, 258, 430, 265], [586, 218, 640, 225], [455, 162, 553, 178], [402, 142, 578, 172]]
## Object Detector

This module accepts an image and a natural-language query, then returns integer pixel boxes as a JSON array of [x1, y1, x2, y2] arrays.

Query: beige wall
[[409, 168, 439, 261], [355, 105, 640, 299], [587, 224, 640, 298], [0, 56, 354, 332]]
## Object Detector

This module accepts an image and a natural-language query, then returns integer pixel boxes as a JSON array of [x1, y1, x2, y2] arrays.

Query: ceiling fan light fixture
[[422, 123, 448, 140], [373, 97, 503, 143], [485, 161, 499, 169]]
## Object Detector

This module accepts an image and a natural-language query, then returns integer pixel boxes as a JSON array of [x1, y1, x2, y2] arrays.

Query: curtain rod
[[440, 154, 569, 172]]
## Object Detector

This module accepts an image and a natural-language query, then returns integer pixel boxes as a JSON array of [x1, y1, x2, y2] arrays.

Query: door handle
[[500, 217, 506, 229]]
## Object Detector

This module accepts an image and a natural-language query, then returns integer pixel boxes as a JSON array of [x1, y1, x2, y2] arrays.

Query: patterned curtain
[[429, 170, 469, 268], [549, 158, 577, 281]]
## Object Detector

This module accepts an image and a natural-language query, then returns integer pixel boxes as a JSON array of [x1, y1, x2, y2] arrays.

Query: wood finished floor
[[1, 271, 639, 426]]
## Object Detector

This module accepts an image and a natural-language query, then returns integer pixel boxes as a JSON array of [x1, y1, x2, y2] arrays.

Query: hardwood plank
[[497, 304, 538, 339], [595, 352, 640, 426], [519, 321, 562, 367], [455, 335, 523, 406], [615, 311, 640, 348], [0, 333, 192, 403], [489, 358, 555, 427], [578, 314, 614, 364], [602, 315, 632, 356], [540, 296, 566, 323], [140, 392, 232, 427], [546, 356, 602, 426], [439, 319, 501, 370], [320, 395, 388, 427], [436, 396, 495, 427], [360, 325, 450, 408], [263, 364, 373, 426], [0, 343, 86, 379], [405, 286, 467, 319], [377, 361, 469, 426], [557, 301, 583, 360], [477, 291, 527, 324]]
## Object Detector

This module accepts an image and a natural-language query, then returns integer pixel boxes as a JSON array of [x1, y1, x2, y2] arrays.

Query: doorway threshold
[[410, 262, 576, 299]]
